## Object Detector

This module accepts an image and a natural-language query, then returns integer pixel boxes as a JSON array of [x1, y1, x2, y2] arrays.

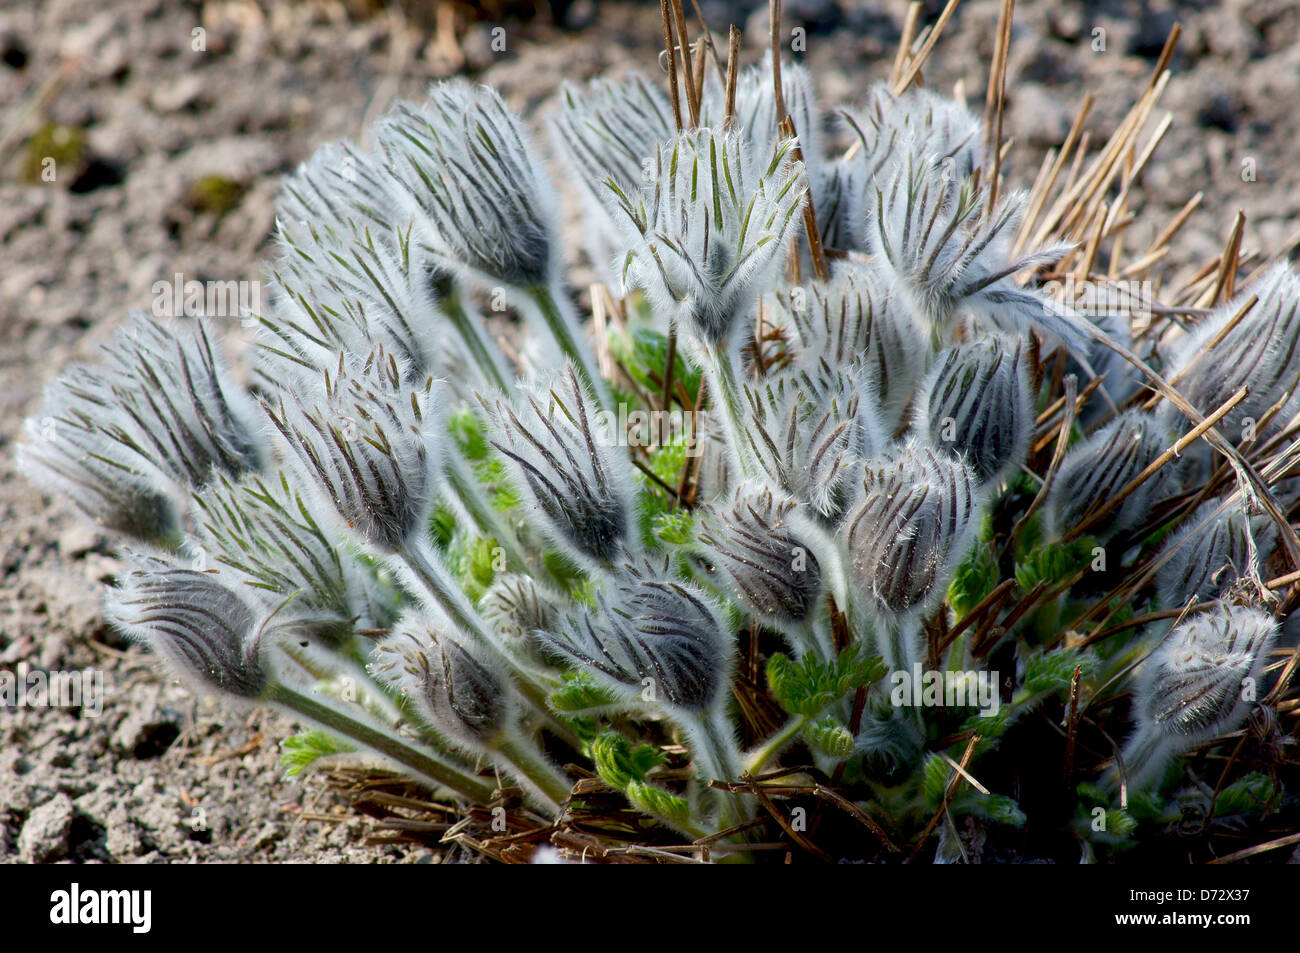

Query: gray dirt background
[[1, 0, 1297, 862]]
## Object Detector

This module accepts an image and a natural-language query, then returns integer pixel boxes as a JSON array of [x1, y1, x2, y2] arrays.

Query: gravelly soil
[[1, 0, 1296, 863]]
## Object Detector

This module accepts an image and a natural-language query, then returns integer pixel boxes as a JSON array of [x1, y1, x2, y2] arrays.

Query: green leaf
[[1023, 647, 1095, 696], [767, 643, 886, 716], [921, 752, 950, 808], [955, 792, 1027, 828], [608, 325, 703, 398], [550, 670, 617, 713], [589, 730, 668, 791], [447, 405, 489, 460], [653, 510, 694, 546], [947, 543, 1000, 619], [625, 780, 690, 827], [1216, 773, 1279, 816], [804, 716, 854, 758], [280, 729, 353, 776]]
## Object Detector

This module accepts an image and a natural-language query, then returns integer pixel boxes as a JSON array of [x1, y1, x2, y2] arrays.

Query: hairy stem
[[269, 682, 496, 803]]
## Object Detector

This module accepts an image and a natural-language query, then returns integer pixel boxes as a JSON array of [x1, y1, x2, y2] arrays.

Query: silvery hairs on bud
[[106, 559, 269, 699], [539, 560, 731, 716], [868, 153, 1095, 361], [1137, 604, 1277, 742], [192, 471, 390, 645], [487, 362, 633, 565], [697, 482, 826, 627], [375, 81, 559, 290], [836, 83, 985, 251], [265, 211, 447, 389], [844, 440, 980, 616], [375, 612, 510, 752], [18, 383, 182, 547], [480, 573, 561, 653], [1155, 500, 1276, 612], [1046, 409, 1175, 538], [265, 347, 442, 554], [549, 74, 675, 283], [1163, 263, 1300, 438], [734, 60, 824, 180], [915, 333, 1032, 488], [63, 313, 266, 491], [741, 359, 886, 519], [606, 125, 807, 347], [276, 139, 404, 248], [779, 262, 930, 433]]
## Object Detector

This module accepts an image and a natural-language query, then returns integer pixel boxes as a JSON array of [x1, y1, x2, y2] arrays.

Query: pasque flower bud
[[1163, 264, 1300, 438], [741, 360, 886, 519], [378, 613, 510, 750], [916, 334, 1032, 487], [1047, 410, 1174, 538], [488, 362, 633, 565], [868, 154, 1095, 360], [1155, 501, 1275, 611], [540, 562, 730, 715], [1119, 603, 1278, 790], [780, 262, 930, 433], [843, 441, 980, 615], [106, 561, 269, 699], [698, 483, 825, 625], [607, 125, 806, 347], [266, 347, 442, 554], [1137, 604, 1277, 742], [376, 82, 559, 289]]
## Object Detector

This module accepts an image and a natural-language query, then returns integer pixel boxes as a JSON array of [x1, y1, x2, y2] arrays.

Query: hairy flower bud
[[550, 74, 675, 283], [480, 573, 560, 648], [869, 155, 1094, 359], [377, 614, 510, 750], [734, 60, 823, 178], [1155, 501, 1274, 611], [376, 82, 558, 289], [1164, 264, 1300, 438], [607, 125, 806, 346], [844, 442, 980, 615], [539, 563, 730, 714], [1137, 604, 1277, 743], [741, 360, 886, 518], [916, 334, 1032, 487], [106, 562, 268, 698], [780, 263, 930, 432], [698, 483, 824, 624], [488, 363, 632, 564], [192, 472, 389, 643], [17, 400, 181, 547], [266, 347, 442, 553], [1047, 410, 1173, 537]]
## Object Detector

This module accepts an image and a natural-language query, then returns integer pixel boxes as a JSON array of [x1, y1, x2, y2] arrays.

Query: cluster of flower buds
[[18, 35, 1300, 854]]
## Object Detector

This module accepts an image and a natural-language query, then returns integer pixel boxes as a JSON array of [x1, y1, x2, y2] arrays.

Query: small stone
[[18, 792, 75, 863]]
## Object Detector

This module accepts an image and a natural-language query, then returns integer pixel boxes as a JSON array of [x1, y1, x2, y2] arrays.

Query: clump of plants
[[19, 2, 1300, 862]]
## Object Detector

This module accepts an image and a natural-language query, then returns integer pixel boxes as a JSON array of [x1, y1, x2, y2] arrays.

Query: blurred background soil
[[1, 0, 1297, 862]]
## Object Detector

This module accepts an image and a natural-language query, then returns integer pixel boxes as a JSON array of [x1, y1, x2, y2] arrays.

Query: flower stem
[[494, 733, 573, 814], [744, 713, 810, 775], [698, 342, 756, 479], [441, 287, 512, 394], [268, 683, 496, 803], [524, 283, 611, 411]]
